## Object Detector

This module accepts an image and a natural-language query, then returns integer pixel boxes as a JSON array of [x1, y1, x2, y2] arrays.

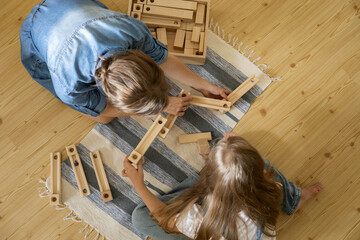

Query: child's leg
[[132, 176, 198, 240], [262, 157, 302, 215]]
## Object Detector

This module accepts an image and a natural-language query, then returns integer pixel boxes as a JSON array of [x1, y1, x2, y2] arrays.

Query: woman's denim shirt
[[20, 0, 168, 116]]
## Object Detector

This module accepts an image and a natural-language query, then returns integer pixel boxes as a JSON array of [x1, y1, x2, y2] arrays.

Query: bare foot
[[295, 182, 324, 211]]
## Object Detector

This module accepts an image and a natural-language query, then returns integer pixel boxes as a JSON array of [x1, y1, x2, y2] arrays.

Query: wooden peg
[[159, 90, 188, 138], [174, 29, 186, 48], [129, 115, 168, 164], [156, 27, 167, 46], [89, 151, 113, 202], [50, 152, 61, 206], [178, 132, 212, 144], [147, 0, 197, 11], [66, 145, 91, 197], [228, 75, 259, 105], [131, 11, 142, 20], [133, 3, 143, 12], [190, 95, 231, 111], [195, 4, 206, 24], [143, 5, 193, 20], [191, 26, 201, 43], [197, 138, 210, 155]]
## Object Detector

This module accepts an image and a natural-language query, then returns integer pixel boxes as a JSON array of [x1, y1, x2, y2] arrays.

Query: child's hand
[[163, 95, 192, 116], [200, 84, 231, 101], [122, 156, 145, 188], [224, 132, 238, 139]]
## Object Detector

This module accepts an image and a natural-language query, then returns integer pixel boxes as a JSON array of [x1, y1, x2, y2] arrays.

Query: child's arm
[[160, 54, 231, 100], [122, 157, 180, 232]]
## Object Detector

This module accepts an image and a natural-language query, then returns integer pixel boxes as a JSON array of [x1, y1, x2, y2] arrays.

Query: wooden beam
[[89, 151, 113, 202], [228, 75, 259, 105], [143, 5, 193, 20], [190, 95, 231, 111], [50, 152, 61, 206], [129, 115, 168, 164], [65, 145, 91, 197], [195, 4, 206, 24], [191, 26, 201, 42], [156, 27, 167, 46], [147, 0, 197, 11], [141, 15, 181, 28], [198, 31, 205, 53], [174, 29, 186, 48], [178, 132, 212, 143]]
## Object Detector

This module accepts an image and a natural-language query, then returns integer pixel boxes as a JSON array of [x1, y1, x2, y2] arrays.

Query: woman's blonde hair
[[154, 136, 283, 240], [95, 50, 169, 116]]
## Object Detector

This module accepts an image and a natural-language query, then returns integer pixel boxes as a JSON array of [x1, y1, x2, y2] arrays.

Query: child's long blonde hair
[[154, 136, 283, 240]]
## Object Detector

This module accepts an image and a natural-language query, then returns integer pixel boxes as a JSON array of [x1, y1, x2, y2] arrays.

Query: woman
[[20, 0, 230, 123]]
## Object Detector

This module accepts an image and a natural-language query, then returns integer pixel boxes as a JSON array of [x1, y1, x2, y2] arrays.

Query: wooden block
[[228, 75, 259, 105], [179, 132, 212, 144], [180, 21, 187, 30], [156, 27, 167, 46], [129, 115, 168, 164], [185, 22, 195, 31], [159, 90, 188, 138], [50, 152, 61, 206], [141, 15, 181, 28], [190, 95, 231, 111], [185, 31, 194, 48], [197, 138, 210, 155], [133, 3, 143, 12], [191, 26, 201, 42], [195, 4, 205, 24], [137, 0, 146, 4], [198, 32, 205, 53], [66, 145, 91, 197], [174, 29, 186, 48], [131, 11, 142, 20], [143, 5, 193, 20], [147, 0, 197, 11], [89, 151, 113, 202]]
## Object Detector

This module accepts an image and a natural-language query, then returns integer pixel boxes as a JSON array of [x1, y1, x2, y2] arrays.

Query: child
[[122, 132, 323, 240], [20, 0, 230, 123]]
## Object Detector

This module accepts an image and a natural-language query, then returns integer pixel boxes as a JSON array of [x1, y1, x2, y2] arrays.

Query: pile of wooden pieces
[[128, 0, 209, 65]]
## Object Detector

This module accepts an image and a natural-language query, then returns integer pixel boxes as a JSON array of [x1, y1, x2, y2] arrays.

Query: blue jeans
[[132, 160, 301, 240]]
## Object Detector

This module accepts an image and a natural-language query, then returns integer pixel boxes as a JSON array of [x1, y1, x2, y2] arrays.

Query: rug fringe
[[39, 177, 107, 240], [209, 18, 282, 82]]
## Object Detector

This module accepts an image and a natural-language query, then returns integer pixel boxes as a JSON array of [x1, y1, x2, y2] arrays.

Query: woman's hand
[[198, 83, 231, 101], [122, 156, 145, 189], [163, 95, 192, 116]]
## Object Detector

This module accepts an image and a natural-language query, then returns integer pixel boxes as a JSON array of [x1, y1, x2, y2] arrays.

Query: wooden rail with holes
[[190, 95, 231, 111], [89, 151, 113, 202], [143, 5, 194, 20], [159, 90, 188, 138], [50, 152, 61, 205], [147, 0, 198, 11], [65, 145, 91, 197], [129, 115, 168, 164], [178, 132, 212, 143], [228, 75, 259, 105]]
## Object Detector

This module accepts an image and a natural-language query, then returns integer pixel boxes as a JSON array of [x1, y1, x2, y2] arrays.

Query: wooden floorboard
[[0, 0, 359, 239]]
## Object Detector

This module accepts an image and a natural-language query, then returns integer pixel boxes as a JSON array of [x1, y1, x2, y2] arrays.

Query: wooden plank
[[191, 26, 201, 42], [147, 0, 197, 11], [89, 151, 113, 202], [65, 145, 91, 197], [131, 11, 141, 20], [129, 115, 168, 164], [132, 3, 143, 12], [141, 15, 181, 28], [178, 132, 212, 143], [49, 152, 61, 206], [156, 27, 167, 46], [190, 95, 231, 111], [195, 4, 206, 24], [197, 138, 210, 155], [198, 31, 205, 53], [143, 5, 193, 20], [159, 90, 188, 138], [174, 29, 186, 48], [228, 75, 259, 105], [184, 31, 194, 55]]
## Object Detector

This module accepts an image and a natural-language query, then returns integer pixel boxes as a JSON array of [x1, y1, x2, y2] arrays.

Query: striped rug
[[48, 30, 274, 240]]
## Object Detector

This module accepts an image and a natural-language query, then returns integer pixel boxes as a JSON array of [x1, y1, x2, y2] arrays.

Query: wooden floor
[[1, 0, 359, 239]]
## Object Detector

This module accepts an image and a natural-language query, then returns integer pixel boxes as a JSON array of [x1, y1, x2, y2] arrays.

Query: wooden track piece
[[156, 27, 167, 46], [50, 152, 61, 206], [147, 0, 197, 11], [90, 151, 113, 202], [190, 95, 231, 111], [131, 11, 141, 20], [143, 5, 193, 20], [191, 26, 201, 43], [159, 90, 187, 138], [174, 29, 186, 48], [228, 75, 259, 105], [197, 138, 210, 155], [129, 115, 168, 164], [66, 145, 91, 197], [198, 32, 205, 53], [195, 4, 206, 24], [178, 132, 212, 144], [133, 3, 143, 12], [141, 15, 181, 28]]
